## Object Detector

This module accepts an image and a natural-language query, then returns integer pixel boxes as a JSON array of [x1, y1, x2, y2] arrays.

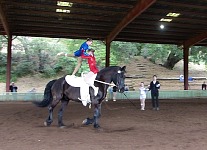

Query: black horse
[[34, 66, 126, 128]]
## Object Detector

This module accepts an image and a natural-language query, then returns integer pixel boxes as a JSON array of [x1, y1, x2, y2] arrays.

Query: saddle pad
[[65, 75, 85, 87]]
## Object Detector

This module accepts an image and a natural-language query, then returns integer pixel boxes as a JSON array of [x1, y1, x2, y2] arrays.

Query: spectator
[[105, 86, 117, 101], [202, 81, 206, 90], [112, 86, 117, 101], [124, 84, 129, 91], [148, 75, 160, 110], [9, 82, 18, 92]]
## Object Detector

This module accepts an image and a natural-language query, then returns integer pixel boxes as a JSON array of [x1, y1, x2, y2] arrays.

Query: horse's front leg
[[93, 104, 101, 128], [58, 99, 69, 127]]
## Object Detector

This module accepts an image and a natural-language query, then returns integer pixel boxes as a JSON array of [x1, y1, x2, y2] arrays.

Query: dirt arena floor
[[0, 99, 207, 150]]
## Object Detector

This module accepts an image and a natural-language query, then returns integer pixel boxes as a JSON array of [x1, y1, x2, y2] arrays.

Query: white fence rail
[[0, 90, 207, 101]]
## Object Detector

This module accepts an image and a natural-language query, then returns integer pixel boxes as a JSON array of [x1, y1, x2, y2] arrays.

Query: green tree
[[141, 44, 183, 69], [189, 46, 207, 65]]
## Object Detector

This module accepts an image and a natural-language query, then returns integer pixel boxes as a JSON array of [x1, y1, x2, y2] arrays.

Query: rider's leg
[[72, 57, 82, 75], [84, 72, 98, 96], [90, 84, 99, 96]]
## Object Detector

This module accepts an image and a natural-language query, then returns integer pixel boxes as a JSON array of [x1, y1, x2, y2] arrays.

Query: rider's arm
[[81, 55, 91, 59]]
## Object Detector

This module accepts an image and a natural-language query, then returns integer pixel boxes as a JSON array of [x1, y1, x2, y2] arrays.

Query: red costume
[[81, 53, 99, 74]]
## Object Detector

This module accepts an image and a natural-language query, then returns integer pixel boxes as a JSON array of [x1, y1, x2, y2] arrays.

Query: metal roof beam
[[184, 31, 207, 47], [106, 0, 156, 43], [0, 2, 11, 38]]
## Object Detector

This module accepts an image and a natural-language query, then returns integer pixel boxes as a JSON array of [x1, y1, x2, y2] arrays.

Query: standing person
[[148, 75, 160, 110], [81, 49, 99, 96], [9, 82, 18, 92], [202, 81, 206, 90], [112, 86, 117, 101], [124, 84, 129, 91], [9, 82, 18, 101], [57, 38, 93, 75], [139, 82, 148, 110], [105, 86, 113, 101]]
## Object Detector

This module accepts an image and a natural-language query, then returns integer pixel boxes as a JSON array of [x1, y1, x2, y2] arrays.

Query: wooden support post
[[6, 36, 12, 92], [105, 40, 111, 67], [183, 46, 189, 90]]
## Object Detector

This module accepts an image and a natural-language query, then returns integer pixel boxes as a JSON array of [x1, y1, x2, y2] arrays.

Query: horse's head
[[112, 66, 126, 93]]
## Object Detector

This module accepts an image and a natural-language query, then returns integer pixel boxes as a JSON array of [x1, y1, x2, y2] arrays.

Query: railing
[[0, 90, 207, 101], [115, 90, 207, 99], [0, 93, 43, 101]]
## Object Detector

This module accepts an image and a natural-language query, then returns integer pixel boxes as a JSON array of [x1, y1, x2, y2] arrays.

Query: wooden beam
[[137, 14, 207, 25], [105, 41, 110, 67], [157, 1, 207, 10], [183, 46, 189, 90], [8, 9, 118, 22], [5, 1, 124, 16], [106, 0, 156, 43], [184, 31, 207, 47], [0, 2, 11, 38], [56, 0, 132, 8], [6, 36, 12, 92], [10, 16, 114, 27], [13, 31, 104, 39], [13, 22, 110, 31]]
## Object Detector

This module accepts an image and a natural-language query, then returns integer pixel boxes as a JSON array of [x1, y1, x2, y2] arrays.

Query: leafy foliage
[[189, 46, 207, 65]]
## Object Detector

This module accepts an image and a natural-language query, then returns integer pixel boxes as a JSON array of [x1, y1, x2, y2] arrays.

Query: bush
[[14, 61, 34, 77]]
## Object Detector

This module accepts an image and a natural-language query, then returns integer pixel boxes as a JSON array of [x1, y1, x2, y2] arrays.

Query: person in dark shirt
[[9, 82, 18, 92], [202, 81, 206, 90], [148, 75, 160, 110]]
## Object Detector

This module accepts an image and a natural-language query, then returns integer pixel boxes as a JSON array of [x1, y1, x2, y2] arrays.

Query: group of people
[[139, 75, 160, 111]]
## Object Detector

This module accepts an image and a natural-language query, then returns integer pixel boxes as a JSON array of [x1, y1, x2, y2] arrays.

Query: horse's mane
[[98, 66, 120, 74]]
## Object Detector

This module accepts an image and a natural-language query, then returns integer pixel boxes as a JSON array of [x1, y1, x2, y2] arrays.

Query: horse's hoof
[[82, 119, 88, 125], [44, 121, 50, 126], [94, 124, 100, 129], [82, 118, 93, 125], [96, 127, 104, 132], [59, 125, 66, 129]]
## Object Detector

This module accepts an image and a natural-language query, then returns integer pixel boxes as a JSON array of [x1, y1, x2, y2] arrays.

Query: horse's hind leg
[[58, 99, 69, 127], [44, 106, 53, 126], [45, 96, 61, 126]]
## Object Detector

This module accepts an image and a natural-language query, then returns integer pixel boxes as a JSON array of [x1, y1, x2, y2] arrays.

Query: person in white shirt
[[139, 82, 148, 110]]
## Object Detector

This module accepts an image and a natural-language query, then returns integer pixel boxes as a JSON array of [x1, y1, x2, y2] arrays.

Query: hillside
[[121, 56, 207, 91], [0, 56, 206, 92]]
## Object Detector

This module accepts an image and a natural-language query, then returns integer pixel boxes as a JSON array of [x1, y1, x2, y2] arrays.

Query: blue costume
[[74, 42, 90, 57]]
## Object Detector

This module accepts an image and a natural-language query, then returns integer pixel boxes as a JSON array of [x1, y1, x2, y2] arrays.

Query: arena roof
[[0, 0, 207, 46]]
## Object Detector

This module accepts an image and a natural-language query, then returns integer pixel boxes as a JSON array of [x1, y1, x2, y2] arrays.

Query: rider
[[57, 38, 93, 75], [81, 49, 99, 96]]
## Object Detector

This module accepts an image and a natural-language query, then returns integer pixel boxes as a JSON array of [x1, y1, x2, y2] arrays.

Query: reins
[[103, 92, 138, 111], [122, 92, 137, 108], [94, 80, 115, 87]]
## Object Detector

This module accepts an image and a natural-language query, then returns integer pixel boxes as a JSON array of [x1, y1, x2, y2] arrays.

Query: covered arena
[[0, 0, 207, 150]]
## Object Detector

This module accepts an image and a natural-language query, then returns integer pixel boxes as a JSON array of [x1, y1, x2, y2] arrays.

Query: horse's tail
[[33, 79, 57, 107]]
